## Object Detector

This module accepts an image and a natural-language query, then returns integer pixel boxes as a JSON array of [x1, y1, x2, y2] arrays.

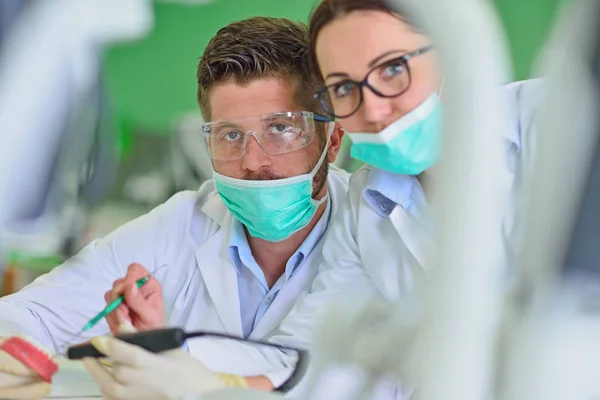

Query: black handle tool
[[67, 328, 309, 393]]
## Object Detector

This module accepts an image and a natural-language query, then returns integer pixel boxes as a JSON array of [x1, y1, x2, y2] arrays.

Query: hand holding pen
[[101, 263, 164, 336]]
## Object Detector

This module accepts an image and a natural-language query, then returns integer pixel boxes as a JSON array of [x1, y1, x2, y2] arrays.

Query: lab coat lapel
[[248, 244, 322, 340], [360, 204, 433, 302], [195, 200, 243, 336], [361, 210, 404, 301], [247, 294, 289, 341], [389, 205, 435, 272]]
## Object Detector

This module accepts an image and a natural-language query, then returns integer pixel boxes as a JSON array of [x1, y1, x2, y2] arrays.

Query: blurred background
[[0, 0, 563, 294]]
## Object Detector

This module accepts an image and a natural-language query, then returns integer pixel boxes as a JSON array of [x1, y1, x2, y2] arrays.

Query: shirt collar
[[363, 169, 420, 217], [363, 169, 435, 237], [227, 195, 332, 284]]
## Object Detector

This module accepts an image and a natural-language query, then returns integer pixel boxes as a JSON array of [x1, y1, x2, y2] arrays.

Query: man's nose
[[241, 133, 271, 171], [361, 88, 393, 124]]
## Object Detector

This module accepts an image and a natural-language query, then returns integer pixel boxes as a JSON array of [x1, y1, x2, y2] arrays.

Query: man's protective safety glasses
[[314, 45, 434, 119], [202, 111, 331, 161]]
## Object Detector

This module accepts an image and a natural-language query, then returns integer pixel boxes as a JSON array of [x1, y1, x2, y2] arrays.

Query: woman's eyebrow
[[368, 49, 407, 67], [324, 72, 350, 80], [324, 49, 409, 82]]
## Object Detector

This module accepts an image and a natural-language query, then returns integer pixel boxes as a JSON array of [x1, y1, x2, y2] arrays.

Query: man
[[0, 16, 348, 398]]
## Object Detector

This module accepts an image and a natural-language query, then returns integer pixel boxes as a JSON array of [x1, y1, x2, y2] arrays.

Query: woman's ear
[[326, 122, 344, 163]]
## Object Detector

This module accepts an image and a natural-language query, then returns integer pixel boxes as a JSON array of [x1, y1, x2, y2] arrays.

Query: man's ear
[[326, 122, 344, 163]]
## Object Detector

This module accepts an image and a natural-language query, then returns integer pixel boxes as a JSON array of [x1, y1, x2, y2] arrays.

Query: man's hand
[[0, 338, 52, 399], [82, 336, 247, 400], [104, 263, 164, 336]]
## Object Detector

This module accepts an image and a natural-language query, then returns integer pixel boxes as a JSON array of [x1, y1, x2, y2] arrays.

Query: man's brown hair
[[197, 17, 330, 121]]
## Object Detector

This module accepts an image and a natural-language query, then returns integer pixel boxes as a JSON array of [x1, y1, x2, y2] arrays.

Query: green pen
[[79, 276, 150, 333]]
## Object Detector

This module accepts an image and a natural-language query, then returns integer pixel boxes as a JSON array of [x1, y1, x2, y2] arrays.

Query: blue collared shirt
[[228, 197, 333, 338], [363, 169, 435, 237]]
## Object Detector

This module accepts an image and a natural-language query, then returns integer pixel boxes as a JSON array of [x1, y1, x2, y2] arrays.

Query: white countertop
[[44, 359, 101, 399]]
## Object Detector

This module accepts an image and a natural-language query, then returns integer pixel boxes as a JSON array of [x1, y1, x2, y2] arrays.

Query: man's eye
[[220, 131, 243, 141], [268, 123, 294, 134]]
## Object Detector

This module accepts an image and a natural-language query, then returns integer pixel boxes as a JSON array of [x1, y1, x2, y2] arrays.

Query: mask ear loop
[[308, 121, 336, 205], [309, 121, 336, 177]]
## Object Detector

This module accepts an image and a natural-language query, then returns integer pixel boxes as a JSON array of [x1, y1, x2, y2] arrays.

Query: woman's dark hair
[[308, 0, 417, 76]]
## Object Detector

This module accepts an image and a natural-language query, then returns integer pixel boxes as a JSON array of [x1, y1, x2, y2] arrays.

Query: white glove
[[96, 321, 138, 369], [82, 335, 248, 400], [0, 338, 52, 399]]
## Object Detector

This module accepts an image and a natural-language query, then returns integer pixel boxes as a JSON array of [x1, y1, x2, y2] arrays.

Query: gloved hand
[[82, 336, 248, 400], [97, 322, 138, 369], [104, 263, 164, 336], [0, 338, 53, 399]]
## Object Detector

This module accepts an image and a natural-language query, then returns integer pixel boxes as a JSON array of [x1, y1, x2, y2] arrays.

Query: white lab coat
[[0, 168, 349, 384]]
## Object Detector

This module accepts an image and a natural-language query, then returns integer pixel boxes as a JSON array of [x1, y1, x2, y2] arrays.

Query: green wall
[[104, 1, 319, 135], [104, 0, 564, 135], [496, 0, 563, 79]]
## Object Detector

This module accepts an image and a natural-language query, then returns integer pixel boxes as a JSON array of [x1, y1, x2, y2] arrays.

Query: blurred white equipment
[[0, 0, 153, 284], [171, 113, 215, 191], [122, 113, 215, 206], [501, 0, 600, 398]]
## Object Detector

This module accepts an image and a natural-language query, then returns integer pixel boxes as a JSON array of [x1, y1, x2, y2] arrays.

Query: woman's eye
[[382, 62, 405, 78], [333, 82, 356, 98]]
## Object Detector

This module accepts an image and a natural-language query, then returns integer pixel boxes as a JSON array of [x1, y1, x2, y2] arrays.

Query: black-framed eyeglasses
[[314, 45, 434, 119]]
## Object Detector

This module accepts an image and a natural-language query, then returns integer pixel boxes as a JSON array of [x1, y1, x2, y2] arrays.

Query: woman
[[270, 0, 535, 397]]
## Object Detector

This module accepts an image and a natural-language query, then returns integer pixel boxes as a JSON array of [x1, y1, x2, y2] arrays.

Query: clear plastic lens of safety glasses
[[204, 115, 316, 161]]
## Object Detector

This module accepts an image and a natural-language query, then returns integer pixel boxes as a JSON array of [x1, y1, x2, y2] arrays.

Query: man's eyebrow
[[210, 120, 240, 130]]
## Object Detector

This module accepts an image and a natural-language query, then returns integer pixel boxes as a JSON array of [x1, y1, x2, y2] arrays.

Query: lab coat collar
[[193, 212, 244, 336], [200, 191, 228, 227], [503, 79, 548, 153], [503, 84, 522, 152]]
